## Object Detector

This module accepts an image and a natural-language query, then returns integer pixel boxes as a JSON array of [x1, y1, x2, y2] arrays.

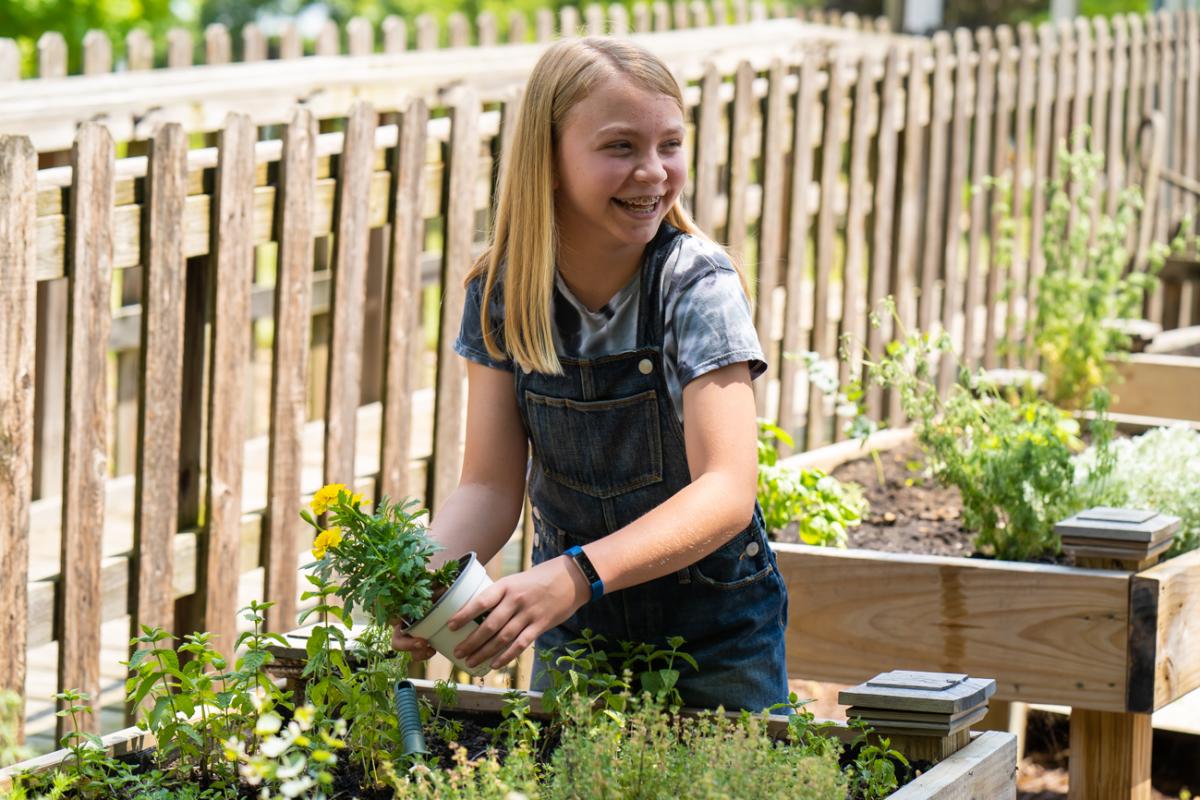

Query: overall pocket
[[524, 389, 663, 499], [689, 522, 774, 590]]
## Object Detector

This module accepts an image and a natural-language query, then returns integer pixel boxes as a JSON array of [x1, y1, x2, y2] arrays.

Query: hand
[[391, 628, 436, 662], [448, 555, 591, 670]]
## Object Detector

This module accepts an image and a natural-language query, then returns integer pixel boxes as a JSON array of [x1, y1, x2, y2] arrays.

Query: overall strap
[[636, 223, 684, 347]]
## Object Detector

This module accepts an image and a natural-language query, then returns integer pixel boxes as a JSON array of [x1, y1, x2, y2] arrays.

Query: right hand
[[391, 627, 436, 662]]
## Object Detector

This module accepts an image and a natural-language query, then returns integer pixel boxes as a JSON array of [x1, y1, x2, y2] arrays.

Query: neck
[[556, 231, 645, 313]]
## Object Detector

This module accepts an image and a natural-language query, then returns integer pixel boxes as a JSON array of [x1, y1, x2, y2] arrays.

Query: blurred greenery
[[0, 0, 1158, 76]]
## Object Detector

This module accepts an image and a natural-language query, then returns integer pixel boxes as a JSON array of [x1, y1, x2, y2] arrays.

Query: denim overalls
[[517, 225, 790, 712]]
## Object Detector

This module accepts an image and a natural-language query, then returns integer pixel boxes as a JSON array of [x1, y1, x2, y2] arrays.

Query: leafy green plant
[[221, 703, 347, 800], [859, 310, 1114, 561], [989, 135, 1178, 409], [758, 420, 868, 546], [846, 718, 909, 800], [0, 690, 29, 768], [1075, 424, 1200, 557], [302, 484, 459, 629]]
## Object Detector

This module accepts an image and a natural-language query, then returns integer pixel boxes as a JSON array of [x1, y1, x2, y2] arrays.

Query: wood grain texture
[[776, 55, 819, 446], [865, 49, 899, 421], [962, 28, 995, 372], [937, 29, 973, 394], [131, 123, 187, 651], [919, 33, 952, 334], [58, 123, 115, 736], [264, 108, 317, 633], [1068, 708, 1152, 800], [1137, 549, 1200, 710], [380, 100, 429, 503], [200, 113, 256, 659], [754, 59, 788, 416], [0, 136, 36, 739], [774, 543, 1133, 711], [724, 61, 754, 264], [322, 102, 378, 488], [431, 91, 480, 514], [1025, 24, 1056, 370], [1010, 24, 1036, 367], [890, 730, 1018, 800], [986, 25, 1015, 370], [807, 54, 848, 450], [692, 63, 722, 234]]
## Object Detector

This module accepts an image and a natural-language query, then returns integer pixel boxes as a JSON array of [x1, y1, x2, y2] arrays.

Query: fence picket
[[280, 24, 302, 59], [1009, 23, 1036, 366], [167, 28, 192, 68], [693, 63, 722, 233], [323, 102, 378, 489], [348, 17, 374, 56], [919, 33, 952, 333], [807, 54, 849, 450], [383, 17, 408, 53], [725, 61, 755, 263], [1089, 17, 1111, 240], [1107, 16, 1129, 220], [536, 9, 555, 41], [449, 13, 471, 48], [963, 28, 995, 371], [866, 49, 899, 420], [587, 4, 606, 35], [754, 59, 789, 416], [477, 12, 498, 46], [417, 14, 439, 50], [316, 20, 340, 55], [609, 4, 630, 36], [264, 109, 317, 634], [130, 123, 187, 666], [1128, 15, 1146, 153], [508, 11, 527, 43], [38, 32, 67, 78], [937, 29, 973, 392], [653, 2, 671, 32], [0, 135, 36, 743], [380, 101, 429, 503], [986, 26, 1016, 369], [82, 30, 112, 75], [242, 24, 267, 62], [1186, 11, 1200, 222], [0, 39, 18, 81], [1025, 23, 1057, 369], [561, 6, 581, 36], [58, 123, 115, 737], [198, 114, 255, 659], [205, 24, 232, 65]]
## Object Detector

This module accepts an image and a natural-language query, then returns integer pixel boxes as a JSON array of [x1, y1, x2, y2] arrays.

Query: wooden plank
[[316, 21, 340, 56], [586, 4, 605, 36], [348, 17, 374, 56], [167, 28, 192, 69], [383, 16, 407, 53], [776, 55, 820, 445], [724, 61, 754, 263], [937, 29, 973, 393], [431, 91, 480, 514], [1009, 23, 1036, 367], [0, 135, 36, 741], [561, 6, 580, 37], [130, 124, 187, 656], [633, 3, 651, 34], [1105, 16, 1127, 222], [1108, 353, 1200, 421], [0, 39, 19, 81], [1127, 15, 1146, 162], [477, 12, 498, 47], [508, 11, 527, 44], [890, 731, 1018, 799], [380, 100, 429, 503], [1089, 17, 1111, 241], [653, 1, 670, 32], [755, 58, 788, 417], [416, 14, 438, 50], [1068, 708, 1152, 800], [985, 25, 1015, 370], [919, 33, 952, 334], [609, 4, 630, 36], [242, 24, 267, 62], [836, 52, 876, 440], [774, 543, 1133, 711], [38, 33, 66, 78], [264, 109, 317, 634], [1050, 20, 1074, 182], [82, 30, 112, 75], [866, 48, 900, 421], [205, 24, 232, 65], [1025, 24, 1057, 370], [1160, 12, 1179, 228], [673, 0, 689, 30], [448, 13, 470, 48], [57, 123, 115, 736], [280, 25, 301, 60], [535, 9, 555, 42], [692, 62, 722, 233], [198, 113, 255, 659], [1184, 11, 1200, 225], [322, 102, 377, 489], [1136, 550, 1200, 710], [962, 28, 996, 372], [125, 30, 153, 71]]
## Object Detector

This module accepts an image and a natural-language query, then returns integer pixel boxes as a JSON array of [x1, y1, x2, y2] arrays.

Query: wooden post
[[586, 4, 606, 36], [323, 102, 377, 489], [198, 114, 255, 659], [264, 108, 317, 634], [379, 100, 429, 503], [1055, 507, 1178, 800], [1025, 23, 1057, 370], [58, 123, 115, 737], [130, 124, 188, 678], [0, 135, 37, 743], [280, 24, 302, 60], [609, 4, 630, 36], [535, 9, 555, 42], [561, 6, 580, 37]]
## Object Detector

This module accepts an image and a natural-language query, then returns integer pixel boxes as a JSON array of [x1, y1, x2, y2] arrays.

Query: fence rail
[[0, 0, 881, 82], [2, 9, 1200, 741]]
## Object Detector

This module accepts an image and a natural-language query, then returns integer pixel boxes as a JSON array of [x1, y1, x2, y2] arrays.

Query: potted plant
[[302, 484, 494, 677]]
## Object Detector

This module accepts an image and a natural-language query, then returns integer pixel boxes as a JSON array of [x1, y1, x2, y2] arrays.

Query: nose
[[635, 151, 668, 185]]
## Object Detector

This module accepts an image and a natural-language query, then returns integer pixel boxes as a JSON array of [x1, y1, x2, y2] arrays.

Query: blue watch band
[[564, 545, 604, 602]]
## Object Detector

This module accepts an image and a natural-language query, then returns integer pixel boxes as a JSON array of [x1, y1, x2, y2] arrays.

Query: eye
[[606, 141, 633, 152], [660, 139, 682, 151]]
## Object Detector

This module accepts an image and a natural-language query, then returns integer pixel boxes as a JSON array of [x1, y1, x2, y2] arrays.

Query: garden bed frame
[[0, 676, 1017, 799], [775, 421, 1200, 800]]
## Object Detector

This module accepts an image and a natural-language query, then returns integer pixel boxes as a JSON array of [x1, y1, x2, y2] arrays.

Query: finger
[[391, 630, 430, 651], [447, 583, 504, 631], [489, 629, 539, 670], [453, 601, 515, 661], [464, 614, 528, 668]]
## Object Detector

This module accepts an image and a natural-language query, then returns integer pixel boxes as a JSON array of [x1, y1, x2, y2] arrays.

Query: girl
[[392, 36, 789, 711]]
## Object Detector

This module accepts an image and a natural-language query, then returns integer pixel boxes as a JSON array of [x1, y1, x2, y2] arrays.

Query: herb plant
[[758, 420, 868, 546], [0, 691, 29, 768]]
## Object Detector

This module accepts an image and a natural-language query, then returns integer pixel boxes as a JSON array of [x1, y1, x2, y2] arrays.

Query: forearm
[[426, 481, 525, 569], [583, 470, 756, 594]]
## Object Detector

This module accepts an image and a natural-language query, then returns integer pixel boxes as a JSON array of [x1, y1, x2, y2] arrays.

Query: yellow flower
[[349, 492, 364, 507], [310, 483, 346, 515], [312, 527, 343, 559]]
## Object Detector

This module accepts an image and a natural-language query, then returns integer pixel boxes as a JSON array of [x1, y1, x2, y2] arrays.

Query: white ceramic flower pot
[[404, 552, 494, 677]]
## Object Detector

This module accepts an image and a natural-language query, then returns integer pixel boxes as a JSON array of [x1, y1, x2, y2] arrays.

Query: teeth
[[618, 196, 659, 209]]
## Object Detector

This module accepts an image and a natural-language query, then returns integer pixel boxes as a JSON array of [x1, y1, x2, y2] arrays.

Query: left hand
[[449, 555, 591, 670]]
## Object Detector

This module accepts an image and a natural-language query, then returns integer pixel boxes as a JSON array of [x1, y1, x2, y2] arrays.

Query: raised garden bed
[[1107, 325, 1200, 425], [773, 427, 1200, 800], [0, 672, 1017, 800]]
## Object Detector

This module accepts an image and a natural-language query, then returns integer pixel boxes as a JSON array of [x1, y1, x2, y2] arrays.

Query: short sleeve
[[454, 276, 513, 371], [666, 253, 766, 387]]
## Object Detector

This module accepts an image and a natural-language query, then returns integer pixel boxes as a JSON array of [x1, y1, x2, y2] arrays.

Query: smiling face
[[553, 73, 687, 270]]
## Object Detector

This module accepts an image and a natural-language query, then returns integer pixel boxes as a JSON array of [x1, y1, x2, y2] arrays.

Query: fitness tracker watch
[[564, 545, 605, 602]]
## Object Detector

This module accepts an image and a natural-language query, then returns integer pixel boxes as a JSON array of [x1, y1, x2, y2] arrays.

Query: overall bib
[[516, 225, 790, 712]]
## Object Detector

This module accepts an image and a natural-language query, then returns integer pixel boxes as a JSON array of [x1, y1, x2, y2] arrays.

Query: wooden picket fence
[[0, 0, 881, 81], [2, 9, 1199, 742]]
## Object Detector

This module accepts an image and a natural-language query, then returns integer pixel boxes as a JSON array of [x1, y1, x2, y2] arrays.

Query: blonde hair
[[469, 37, 742, 375]]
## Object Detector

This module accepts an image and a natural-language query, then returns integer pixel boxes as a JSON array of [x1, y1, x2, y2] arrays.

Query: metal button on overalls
[[638, 358, 654, 375]]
